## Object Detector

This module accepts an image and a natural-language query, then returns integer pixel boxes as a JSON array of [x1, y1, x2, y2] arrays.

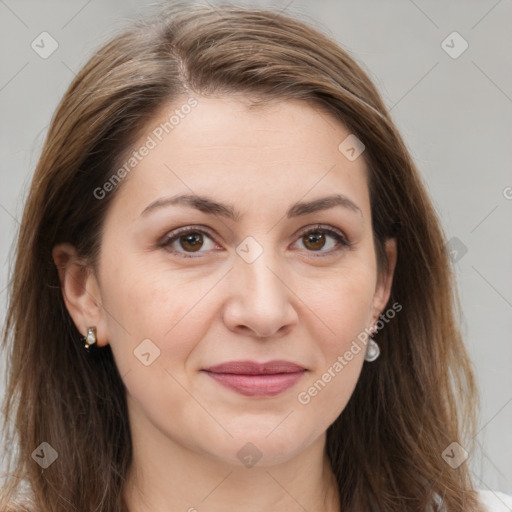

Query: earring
[[82, 326, 97, 351], [365, 337, 380, 362]]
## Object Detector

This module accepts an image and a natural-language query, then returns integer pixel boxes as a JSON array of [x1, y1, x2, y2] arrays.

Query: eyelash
[[158, 224, 352, 259]]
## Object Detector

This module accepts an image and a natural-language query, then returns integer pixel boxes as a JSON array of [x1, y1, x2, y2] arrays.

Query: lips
[[204, 360, 306, 375], [202, 360, 307, 397]]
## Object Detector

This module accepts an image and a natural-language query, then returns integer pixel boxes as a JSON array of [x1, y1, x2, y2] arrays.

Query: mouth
[[201, 360, 307, 397]]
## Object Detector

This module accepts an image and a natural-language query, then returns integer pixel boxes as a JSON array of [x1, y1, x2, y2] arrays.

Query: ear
[[370, 238, 397, 326], [52, 243, 109, 347]]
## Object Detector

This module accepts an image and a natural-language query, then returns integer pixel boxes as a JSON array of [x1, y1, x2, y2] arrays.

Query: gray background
[[1, 0, 511, 495]]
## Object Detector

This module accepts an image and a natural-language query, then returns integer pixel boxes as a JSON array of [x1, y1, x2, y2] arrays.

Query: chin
[[203, 424, 320, 469]]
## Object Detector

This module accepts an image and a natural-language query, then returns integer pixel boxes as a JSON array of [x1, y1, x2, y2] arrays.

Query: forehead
[[107, 95, 370, 219]]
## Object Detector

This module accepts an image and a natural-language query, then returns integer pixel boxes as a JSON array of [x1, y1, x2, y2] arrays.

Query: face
[[59, 96, 395, 468]]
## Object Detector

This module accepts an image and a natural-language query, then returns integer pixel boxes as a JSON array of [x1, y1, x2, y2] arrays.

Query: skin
[[53, 96, 396, 512]]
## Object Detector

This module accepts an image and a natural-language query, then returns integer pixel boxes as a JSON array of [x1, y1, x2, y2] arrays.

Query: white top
[[477, 490, 512, 511]]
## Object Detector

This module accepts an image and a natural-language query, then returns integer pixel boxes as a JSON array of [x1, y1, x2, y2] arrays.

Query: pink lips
[[202, 360, 306, 397]]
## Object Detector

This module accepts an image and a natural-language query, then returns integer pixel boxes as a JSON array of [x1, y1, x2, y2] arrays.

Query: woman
[[1, 3, 510, 511]]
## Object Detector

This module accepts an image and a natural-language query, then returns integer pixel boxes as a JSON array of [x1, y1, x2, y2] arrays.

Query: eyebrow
[[140, 193, 362, 221]]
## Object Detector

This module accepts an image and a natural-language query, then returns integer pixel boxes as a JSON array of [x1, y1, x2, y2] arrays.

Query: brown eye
[[179, 232, 204, 252], [160, 227, 218, 258], [293, 225, 350, 256], [302, 231, 327, 251]]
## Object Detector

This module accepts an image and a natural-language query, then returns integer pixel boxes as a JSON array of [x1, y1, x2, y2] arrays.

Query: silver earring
[[365, 337, 380, 362], [83, 326, 97, 351]]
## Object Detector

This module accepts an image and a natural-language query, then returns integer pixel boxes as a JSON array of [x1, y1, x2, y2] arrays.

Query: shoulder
[[477, 490, 512, 511]]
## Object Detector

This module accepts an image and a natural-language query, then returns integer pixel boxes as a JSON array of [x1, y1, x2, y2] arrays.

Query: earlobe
[[52, 243, 107, 346]]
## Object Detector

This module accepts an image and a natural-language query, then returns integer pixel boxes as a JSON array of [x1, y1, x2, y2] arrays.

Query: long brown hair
[[1, 3, 483, 511]]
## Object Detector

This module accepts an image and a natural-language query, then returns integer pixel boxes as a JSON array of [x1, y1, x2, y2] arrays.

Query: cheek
[[299, 263, 377, 347], [296, 351, 364, 437], [99, 263, 216, 435], [98, 252, 219, 376], [293, 266, 376, 422], [294, 311, 369, 435]]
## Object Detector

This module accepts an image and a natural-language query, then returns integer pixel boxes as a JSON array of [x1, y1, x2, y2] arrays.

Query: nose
[[222, 246, 298, 339]]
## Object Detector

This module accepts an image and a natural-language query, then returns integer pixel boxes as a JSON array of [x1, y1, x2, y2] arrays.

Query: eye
[[291, 224, 351, 257], [159, 226, 219, 258], [159, 224, 351, 259]]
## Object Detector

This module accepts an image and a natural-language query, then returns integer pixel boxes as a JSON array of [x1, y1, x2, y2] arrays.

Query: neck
[[123, 411, 340, 512]]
